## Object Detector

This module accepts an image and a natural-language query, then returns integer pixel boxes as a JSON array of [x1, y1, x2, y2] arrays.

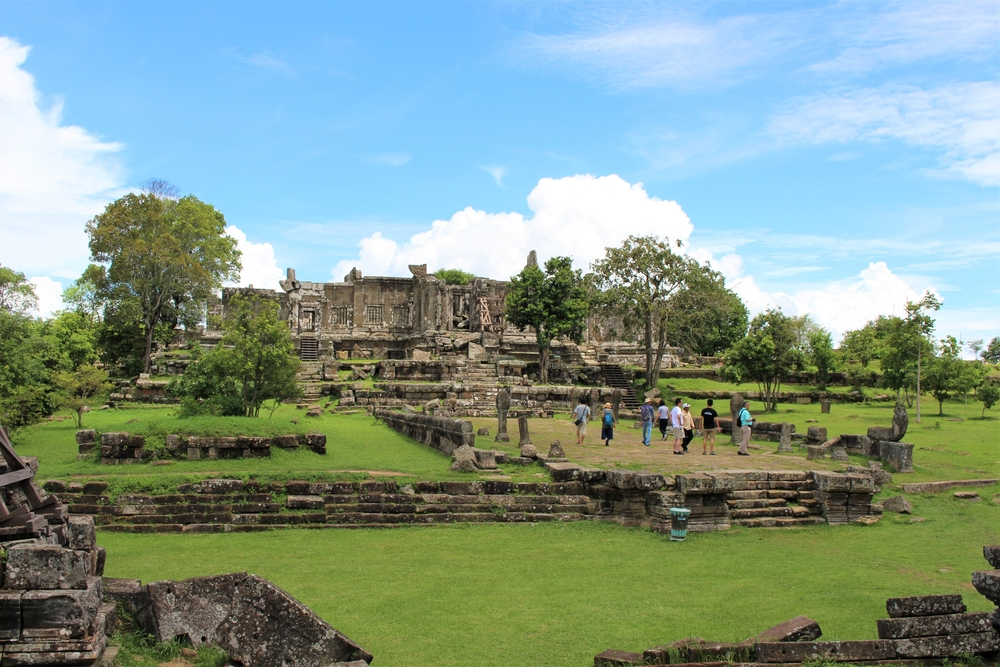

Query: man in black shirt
[[701, 399, 720, 455]]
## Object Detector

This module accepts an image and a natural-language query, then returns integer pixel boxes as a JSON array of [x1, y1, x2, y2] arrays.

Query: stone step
[[726, 498, 789, 510], [735, 516, 827, 528], [730, 506, 799, 519]]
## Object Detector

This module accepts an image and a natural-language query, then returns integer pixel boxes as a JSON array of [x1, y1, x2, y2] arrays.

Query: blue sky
[[1, 1, 997, 347]]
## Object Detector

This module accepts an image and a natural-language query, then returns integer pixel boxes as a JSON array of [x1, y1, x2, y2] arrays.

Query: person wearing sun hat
[[681, 403, 695, 452], [639, 397, 655, 446]]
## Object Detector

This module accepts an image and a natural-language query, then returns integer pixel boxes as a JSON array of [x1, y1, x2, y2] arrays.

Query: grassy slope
[[101, 490, 999, 667]]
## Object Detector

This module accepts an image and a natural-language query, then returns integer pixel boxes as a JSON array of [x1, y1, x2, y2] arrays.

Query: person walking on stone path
[[657, 398, 670, 441], [737, 400, 755, 456], [601, 402, 616, 447], [572, 396, 591, 445], [670, 398, 685, 454], [681, 403, 695, 452], [640, 398, 655, 446], [701, 398, 720, 455]]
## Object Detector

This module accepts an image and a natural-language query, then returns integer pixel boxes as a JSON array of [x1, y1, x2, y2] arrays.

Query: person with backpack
[[737, 400, 755, 456], [572, 396, 591, 445], [601, 402, 616, 446], [639, 398, 655, 446], [700, 399, 720, 455]]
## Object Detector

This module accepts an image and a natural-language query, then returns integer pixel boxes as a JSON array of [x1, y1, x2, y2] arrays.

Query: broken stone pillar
[[821, 400, 832, 414], [517, 415, 531, 446], [611, 389, 622, 420], [777, 423, 793, 452], [495, 387, 510, 442]]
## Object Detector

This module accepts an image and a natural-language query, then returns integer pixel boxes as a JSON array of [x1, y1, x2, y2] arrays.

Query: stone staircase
[[727, 488, 824, 528], [297, 361, 325, 401], [462, 360, 499, 384], [577, 343, 602, 366], [600, 363, 640, 410]]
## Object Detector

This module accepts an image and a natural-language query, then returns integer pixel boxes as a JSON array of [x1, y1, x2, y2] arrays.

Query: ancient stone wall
[[374, 410, 475, 456]]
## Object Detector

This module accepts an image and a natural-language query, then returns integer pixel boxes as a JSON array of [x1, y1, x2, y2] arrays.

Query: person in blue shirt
[[639, 398, 655, 447], [737, 400, 755, 456]]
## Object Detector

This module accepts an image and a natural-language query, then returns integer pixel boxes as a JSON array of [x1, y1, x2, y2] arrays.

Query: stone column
[[517, 415, 531, 446], [611, 389, 622, 421], [821, 400, 831, 414], [495, 387, 510, 442], [777, 423, 793, 452], [729, 392, 744, 446]]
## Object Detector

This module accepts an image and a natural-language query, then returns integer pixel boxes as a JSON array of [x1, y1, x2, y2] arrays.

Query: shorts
[[601, 425, 613, 440], [576, 421, 587, 436], [672, 427, 684, 441]]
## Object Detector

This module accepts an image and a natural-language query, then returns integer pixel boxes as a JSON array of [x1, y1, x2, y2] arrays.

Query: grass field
[[101, 488, 1000, 667]]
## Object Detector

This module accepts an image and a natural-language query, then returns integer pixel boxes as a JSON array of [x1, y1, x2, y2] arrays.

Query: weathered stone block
[[806, 426, 827, 442], [75, 430, 96, 445], [303, 433, 327, 451], [139, 572, 246, 645], [215, 574, 373, 667], [594, 648, 643, 666], [877, 611, 993, 639], [634, 472, 667, 492], [103, 577, 143, 614], [272, 434, 299, 449], [5, 544, 89, 590], [472, 448, 497, 469], [21, 576, 102, 640], [880, 495, 913, 514], [81, 481, 108, 495], [757, 615, 822, 642], [66, 515, 96, 551], [879, 441, 914, 473], [0, 590, 22, 640], [754, 640, 895, 663], [985, 545, 1000, 569], [677, 474, 714, 495], [972, 569, 1000, 604], [895, 631, 1000, 658], [806, 445, 827, 460], [886, 594, 966, 618], [287, 495, 325, 510], [811, 472, 851, 492], [199, 479, 243, 494]]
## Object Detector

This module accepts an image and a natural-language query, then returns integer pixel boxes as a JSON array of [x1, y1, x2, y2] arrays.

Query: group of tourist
[[572, 396, 756, 455]]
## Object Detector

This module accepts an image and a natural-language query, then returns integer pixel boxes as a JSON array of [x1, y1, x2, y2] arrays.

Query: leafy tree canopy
[[722, 308, 803, 411], [86, 186, 241, 374], [0, 264, 38, 315], [506, 256, 589, 384], [434, 269, 475, 285]]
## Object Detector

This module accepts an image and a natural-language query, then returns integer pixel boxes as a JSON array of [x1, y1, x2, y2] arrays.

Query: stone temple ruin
[[0, 427, 371, 666]]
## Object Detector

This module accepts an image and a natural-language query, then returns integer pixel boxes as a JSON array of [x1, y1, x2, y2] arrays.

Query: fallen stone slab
[[895, 631, 1000, 658], [972, 569, 1000, 603], [215, 574, 373, 667], [985, 545, 1000, 569], [757, 615, 822, 642], [886, 594, 966, 618], [21, 576, 103, 640], [543, 461, 582, 482], [5, 543, 90, 590], [138, 572, 246, 645], [954, 491, 981, 500], [880, 496, 913, 514], [754, 640, 895, 663], [594, 648, 643, 666], [900, 479, 998, 494], [877, 611, 993, 639]]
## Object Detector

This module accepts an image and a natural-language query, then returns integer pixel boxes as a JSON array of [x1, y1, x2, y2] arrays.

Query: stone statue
[[408, 264, 428, 277], [279, 268, 302, 332], [495, 387, 511, 442], [729, 392, 744, 446], [867, 404, 908, 442], [524, 250, 538, 270]]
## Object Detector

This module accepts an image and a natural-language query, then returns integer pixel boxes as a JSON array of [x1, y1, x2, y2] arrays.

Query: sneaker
[[710, 452, 716, 455], [737, 452, 750, 456], [702, 451, 706, 455]]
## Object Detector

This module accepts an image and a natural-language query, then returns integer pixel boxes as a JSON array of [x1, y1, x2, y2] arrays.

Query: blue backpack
[[603, 410, 614, 426]]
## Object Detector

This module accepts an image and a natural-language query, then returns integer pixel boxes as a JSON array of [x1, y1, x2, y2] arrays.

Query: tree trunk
[[916, 346, 922, 423], [643, 316, 654, 390], [539, 345, 550, 384], [141, 312, 159, 374]]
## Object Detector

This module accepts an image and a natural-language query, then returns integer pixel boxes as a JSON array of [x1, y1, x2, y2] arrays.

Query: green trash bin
[[669, 507, 691, 542]]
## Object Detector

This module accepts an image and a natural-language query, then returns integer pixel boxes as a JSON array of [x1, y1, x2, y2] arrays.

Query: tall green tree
[[172, 294, 300, 417], [660, 268, 748, 357], [839, 325, 882, 370], [54, 365, 112, 428], [905, 292, 941, 423], [808, 328, 837, 390], [86, 185, 241, 374], [722, 309, 803, 411], [591, 235, 701, 390], [984, 337, 1000, 364], [506, 256, 589, 384], [0, 264, 38, 314]]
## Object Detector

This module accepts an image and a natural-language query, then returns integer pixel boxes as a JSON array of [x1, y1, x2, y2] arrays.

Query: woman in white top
[[657, 400, 670, 441]]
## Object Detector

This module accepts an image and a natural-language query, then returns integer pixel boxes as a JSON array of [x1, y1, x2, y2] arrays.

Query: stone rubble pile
[[596, 546, 1000, 665]]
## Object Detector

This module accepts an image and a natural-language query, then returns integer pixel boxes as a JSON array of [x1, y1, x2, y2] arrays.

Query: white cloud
[[813, 0, 999, 73], [332, 174, 693, 281], [0, 36, 127, 278], [707, 255, 938, 342], [225, 225, 284, 290], [769, 82, 1000, 187], [482, 165, 506, 187], [360, 152, 411, 167], [516, 14, 791, 89], [28, 276, 63, 319]]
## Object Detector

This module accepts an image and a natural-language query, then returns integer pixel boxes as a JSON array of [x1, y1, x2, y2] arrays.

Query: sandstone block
[[757, 615, 822, 642], [272, 434, 299, 449], [633, 472, 667, 492], [895, 631, 1000, 658], [103, 578, 143, 614], [472, 448, 497, 469], [520, 444, 537, 458], [985, 545, 1000, 569], [806, 426, 827, 442], [287, 495, 325, 510], [677, 474, 714, 495], [880, 496, 913, 514], [972, 569, 1000, 604], [594, 648, 643, 666], [477, 427, 490, 436], [200, 479, 243, 494], [877, 611, 992, 639], [548, 441, 566, 459], [0, 590, 21, 640], [5, 544, 89, 590], [886, 594, 966, 618], [75, 430, 96, 445], [21, 576, 102, 640], [451, 445, 478, 472], [754, 640, 895, 663], [215, 574, 373, 667], [81, 481, 108, 495], [139, 572, 246, 645], [64, 516, 96, 552]]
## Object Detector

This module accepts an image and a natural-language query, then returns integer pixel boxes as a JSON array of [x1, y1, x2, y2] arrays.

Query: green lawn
[[101, 489, 1000, 667]]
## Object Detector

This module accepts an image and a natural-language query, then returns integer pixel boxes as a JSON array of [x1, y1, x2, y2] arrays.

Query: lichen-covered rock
[[5, 544, 89, 590], [21, 576, 103, 640], [985, 545, 1000, 569], [886, 594, 966, 618], [877, 612, 992, 639], [451, 445, 478, 472], [880, 496, 913, 514], [972, 569, 1000, 604], [757, 615, 822, 642], [520, 444, 537, 458], [199, 479, 243, 494], [137, 572, 246, 645], [548, 441, 566, 460], [66, 515, 96, 551], [895, 631, 1000, 658]]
